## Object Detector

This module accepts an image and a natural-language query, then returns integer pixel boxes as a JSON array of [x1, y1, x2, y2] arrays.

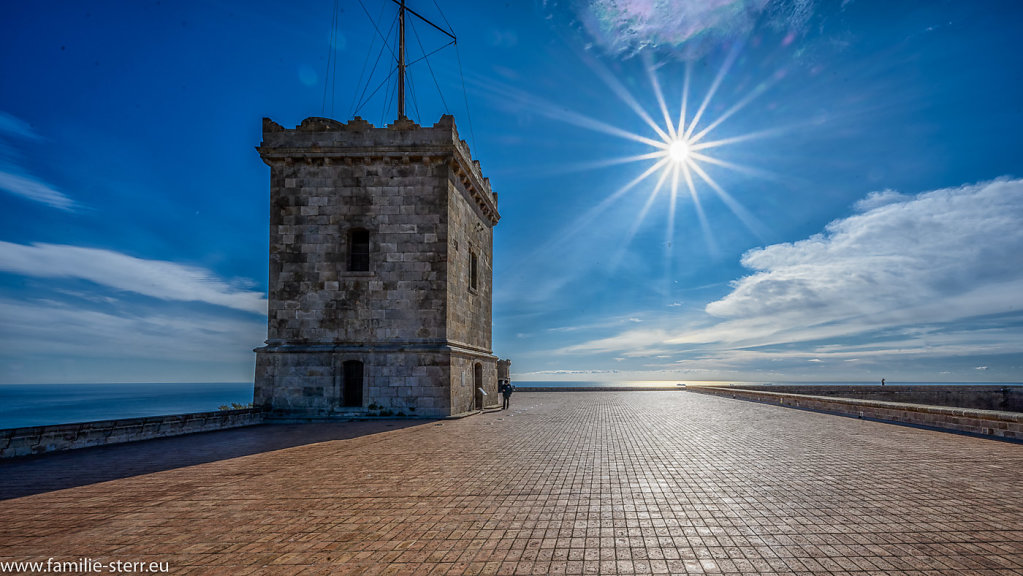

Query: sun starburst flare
[[564, 47, 781, 274], [527, 45, 787, 273], [477, 45, 788, 288]]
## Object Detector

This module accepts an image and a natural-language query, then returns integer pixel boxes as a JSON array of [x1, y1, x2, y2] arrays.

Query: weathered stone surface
[[691, 386, 1023, 439], [0, 410, 262, 458], [254, 116, 504, 418]]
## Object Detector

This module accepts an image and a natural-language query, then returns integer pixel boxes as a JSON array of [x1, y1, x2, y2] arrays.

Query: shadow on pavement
[[0, 419, 433, 500]]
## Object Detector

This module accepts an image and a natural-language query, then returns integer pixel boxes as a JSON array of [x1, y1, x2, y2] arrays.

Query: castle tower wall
[[254, 115, 500, 418]]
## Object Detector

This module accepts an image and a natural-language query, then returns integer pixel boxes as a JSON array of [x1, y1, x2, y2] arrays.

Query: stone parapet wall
[[519, 387, 687, 392], [690, 387, 1023, 440], [722, 384, 1022, 412], [258, 115, 497, 224], [0, 409, 263, 459]]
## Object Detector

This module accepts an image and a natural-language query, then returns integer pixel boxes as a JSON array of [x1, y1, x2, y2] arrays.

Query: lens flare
[[668, 139, 690, 164], [478, 47, 784, 281]]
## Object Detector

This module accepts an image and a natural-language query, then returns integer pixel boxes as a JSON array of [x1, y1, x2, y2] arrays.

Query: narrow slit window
[[469, 251, 479, 292], [349, 229, 370, 271]]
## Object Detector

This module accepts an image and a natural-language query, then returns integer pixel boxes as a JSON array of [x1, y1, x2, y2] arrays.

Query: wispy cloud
[[0, 296, 265, 383], [575, 0, 816, 58], [555, 178, 1023, 373], [0, 170, 75, 211], [0, 110, 76, 211], [0, 297, 263, 361], [0, 111, 41, 141], [0, 242, 267, 315]]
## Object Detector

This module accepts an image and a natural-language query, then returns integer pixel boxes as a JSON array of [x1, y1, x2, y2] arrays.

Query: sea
[[1, 380, 1019, 430], [0, 382, 253, 430]]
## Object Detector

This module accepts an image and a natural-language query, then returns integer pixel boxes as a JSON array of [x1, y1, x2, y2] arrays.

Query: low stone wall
[[690, 387, 1022, 440], [0, 409, 264, 459], [518, 387, 686, 392], [720, 384, 1022, 412]]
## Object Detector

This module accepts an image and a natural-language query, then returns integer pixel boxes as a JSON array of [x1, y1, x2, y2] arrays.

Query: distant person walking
[[881, 378, 885, 386], [500, 382, 514, 410]]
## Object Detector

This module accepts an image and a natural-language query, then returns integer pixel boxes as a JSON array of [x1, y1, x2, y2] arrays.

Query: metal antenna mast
[[390, 0, 456, 120], [398, 0, 406, 119]]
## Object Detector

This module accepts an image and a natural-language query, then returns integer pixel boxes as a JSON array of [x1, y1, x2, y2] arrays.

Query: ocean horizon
[[514, 380, 1023, 388], [0, 382, 254, 430], [1, 380, 1020, 430]]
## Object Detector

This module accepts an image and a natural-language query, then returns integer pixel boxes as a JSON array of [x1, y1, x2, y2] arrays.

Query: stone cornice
[[256, 340, 493, 355], [448, 143, 500, 226]]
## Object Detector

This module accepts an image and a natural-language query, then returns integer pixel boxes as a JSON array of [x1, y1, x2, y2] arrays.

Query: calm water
[[0, 382, 253, 429], [2, 380, 1018, 430]]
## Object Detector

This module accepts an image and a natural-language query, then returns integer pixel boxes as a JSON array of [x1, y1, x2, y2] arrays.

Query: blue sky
[[1, 0, 1022, 384]]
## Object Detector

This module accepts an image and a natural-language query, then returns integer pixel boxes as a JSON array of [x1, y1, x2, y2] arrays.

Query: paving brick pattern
[[1, 391, 1022, 575]]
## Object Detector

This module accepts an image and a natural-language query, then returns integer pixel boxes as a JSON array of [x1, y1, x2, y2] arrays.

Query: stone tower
[[253, 115, 502, 418]]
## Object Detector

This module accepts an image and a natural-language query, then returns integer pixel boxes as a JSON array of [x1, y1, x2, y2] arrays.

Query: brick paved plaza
[[1, 391, 1022, 575]]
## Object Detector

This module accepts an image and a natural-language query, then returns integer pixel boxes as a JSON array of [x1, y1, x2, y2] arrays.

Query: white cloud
[[853, 189, 908, 212], [0, 242, 266, 315], [557, 327, 673, 356], [707, 178, 1023, 331], [0, 170, 75, 211], [556, 178, 1023, 373]]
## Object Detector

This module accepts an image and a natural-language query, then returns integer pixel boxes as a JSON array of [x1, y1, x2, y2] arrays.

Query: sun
[[584, 53, 780, 257], [667, 138, 690, 164], [524, 50, 780, 262]]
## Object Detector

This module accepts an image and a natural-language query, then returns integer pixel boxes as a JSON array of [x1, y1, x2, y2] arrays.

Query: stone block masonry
[[720, 383, 1023, 412], [254, 115, 504, 419], [0, 409, 262, 458], [690, 386, 1023, 440]]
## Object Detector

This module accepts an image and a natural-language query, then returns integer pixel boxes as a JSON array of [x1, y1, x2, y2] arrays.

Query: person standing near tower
[[500, 381, 514, 410]]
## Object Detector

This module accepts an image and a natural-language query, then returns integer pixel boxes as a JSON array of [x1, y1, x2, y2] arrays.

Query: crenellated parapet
[[257, 115, 499, 225]]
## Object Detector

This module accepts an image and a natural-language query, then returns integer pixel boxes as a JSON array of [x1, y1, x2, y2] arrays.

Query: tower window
[[349, 229, 370, 271], [469, 251, 479, 292]]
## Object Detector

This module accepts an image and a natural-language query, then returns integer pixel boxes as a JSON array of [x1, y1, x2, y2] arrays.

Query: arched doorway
[[473, 362, 483, 410], [342, 360, 364, 408]]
